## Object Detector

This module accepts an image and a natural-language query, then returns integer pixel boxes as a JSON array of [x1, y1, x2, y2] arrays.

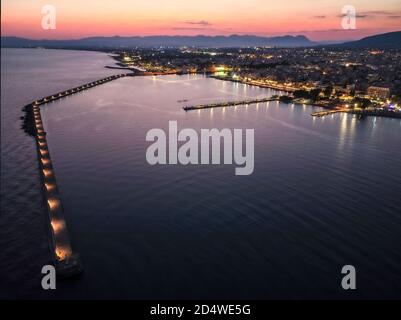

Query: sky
[[1, 0, 401, 41]]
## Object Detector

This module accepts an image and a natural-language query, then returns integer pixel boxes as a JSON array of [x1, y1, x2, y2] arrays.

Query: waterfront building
[[367, 86, 391, 99]]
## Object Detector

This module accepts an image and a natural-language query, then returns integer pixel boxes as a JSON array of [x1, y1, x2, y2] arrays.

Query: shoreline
[[209, 75, 296, 93], [210, 75, 401, 119]]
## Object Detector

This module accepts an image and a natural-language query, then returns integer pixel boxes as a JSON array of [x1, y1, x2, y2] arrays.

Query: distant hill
[[1, 34, 315, 49], [339, 31, 401, 48]]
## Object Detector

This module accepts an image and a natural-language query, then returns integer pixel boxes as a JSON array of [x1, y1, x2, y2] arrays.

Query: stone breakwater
[[22, 73, 130, 278]]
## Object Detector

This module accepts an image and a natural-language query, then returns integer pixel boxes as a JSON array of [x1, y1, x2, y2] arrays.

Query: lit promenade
[[210, 76, 298, 93], [183, 97, 278, 111]]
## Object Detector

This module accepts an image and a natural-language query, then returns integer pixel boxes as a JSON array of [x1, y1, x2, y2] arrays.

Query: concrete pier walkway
[[311, 109, 348, 117], [183, 97, 278, 111]]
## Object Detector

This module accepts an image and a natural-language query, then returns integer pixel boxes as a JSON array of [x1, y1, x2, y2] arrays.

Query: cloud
[[183, 20, 211, 26], [361, 10, 391, 15], [337, 13, 369, 18], [337, 10, 401, 19], [172, 27, 209, 31], [312, 15, 326, 19]]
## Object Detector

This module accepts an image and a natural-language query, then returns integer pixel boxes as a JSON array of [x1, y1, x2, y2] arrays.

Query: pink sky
[[1, 0, 400, 41]]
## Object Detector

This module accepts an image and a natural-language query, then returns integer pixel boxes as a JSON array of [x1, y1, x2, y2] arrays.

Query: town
[[112, 47, 401, 117]]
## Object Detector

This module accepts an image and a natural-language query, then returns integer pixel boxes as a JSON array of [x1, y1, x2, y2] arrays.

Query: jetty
[[183, 97, 278, 111], [311, 109, 348, 117], [24, 72, 131, 278], [32, 73, 129, 106]]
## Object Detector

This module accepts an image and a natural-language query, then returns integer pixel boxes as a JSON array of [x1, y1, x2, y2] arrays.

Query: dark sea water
[[1, 49, 401, 299]]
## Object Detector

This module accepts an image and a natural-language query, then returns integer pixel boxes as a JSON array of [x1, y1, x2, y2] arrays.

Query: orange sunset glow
[[1, 0, 401, 41]]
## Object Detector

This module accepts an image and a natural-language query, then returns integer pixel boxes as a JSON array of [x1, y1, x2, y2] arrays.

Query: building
[[367, 86, 390, 99]]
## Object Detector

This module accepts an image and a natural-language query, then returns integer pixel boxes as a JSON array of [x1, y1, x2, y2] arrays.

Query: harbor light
[[43, 169, 53, 178], [51, 219, 66, 234], [45, 182, 56, 192], [55, 245, 72, 260], [47, 198, 60, 211]]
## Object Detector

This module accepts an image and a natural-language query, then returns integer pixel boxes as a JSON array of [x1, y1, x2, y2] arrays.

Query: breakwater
[[183, 97, 278, 111], [23, 73, 130, 278], [32, 74, 129, 106]]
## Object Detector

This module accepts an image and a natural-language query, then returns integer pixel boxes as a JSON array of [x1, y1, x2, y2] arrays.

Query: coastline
[[209, 75, 296, 93], [210, 75, 401, 119]]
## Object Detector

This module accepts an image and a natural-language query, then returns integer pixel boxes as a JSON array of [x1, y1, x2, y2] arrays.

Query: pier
[[24, 72, 131, 278], [311, 109, 348, 117], [32, 73, 129, 106], [183, 97, 278, 111]]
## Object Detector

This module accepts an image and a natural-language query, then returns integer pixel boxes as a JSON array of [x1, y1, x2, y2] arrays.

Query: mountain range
[[0, 35, 315, 48], [1, 31, 400, 49], [335, 31, 401, 49]]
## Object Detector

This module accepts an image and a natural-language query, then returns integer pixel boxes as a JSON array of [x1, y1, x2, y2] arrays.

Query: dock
[[183, 97, 278, 111], [311, 109, 348, 117], [24, 72, 131, 278]]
